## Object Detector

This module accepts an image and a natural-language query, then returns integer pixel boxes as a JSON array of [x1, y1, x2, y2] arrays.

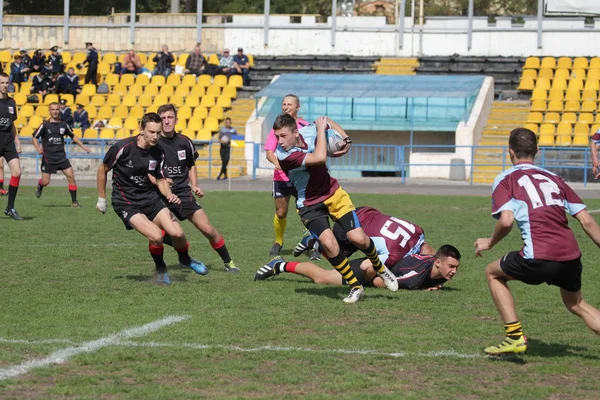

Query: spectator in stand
[[20, 49, 32, 80], [233, 47, 250, 86], [184, 45, 206, 76], [56, 67, 81, 95], [59, 99, 74, 128], [31, 50, 46, 74], [74, 104, 90, 131], [30, 71, 52, 97], [214, 48, 234, 76], [216, 117, 236, 181], [122, 49, 143, 75], [47, 46, 64, 74], [153, 45, 174, 78], [48, 72, 59, 94], [80, 42, 99, 85], [10, 55, 27, 84]]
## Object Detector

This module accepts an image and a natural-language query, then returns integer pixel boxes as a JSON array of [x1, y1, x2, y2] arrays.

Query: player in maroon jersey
[[475, 127, 600, 356]]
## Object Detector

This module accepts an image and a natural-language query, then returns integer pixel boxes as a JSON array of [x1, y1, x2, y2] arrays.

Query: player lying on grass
[[255, 245, 460, 291]]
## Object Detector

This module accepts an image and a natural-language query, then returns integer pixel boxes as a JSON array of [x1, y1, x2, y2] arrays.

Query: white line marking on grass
[[588, 209, 600, 214], [0, 315, 189, 381], [0, 338, 76, 345]]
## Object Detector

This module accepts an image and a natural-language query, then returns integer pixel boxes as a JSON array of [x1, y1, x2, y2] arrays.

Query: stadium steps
[[227, 98, 255, 135], [195, 146, 246, 179], [373, 58, 419, 75], [471, 100, 529, 184]]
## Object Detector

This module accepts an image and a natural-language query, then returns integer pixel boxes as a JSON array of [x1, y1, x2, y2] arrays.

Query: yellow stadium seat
[[166, 74, 181, 87], [152, 95, 169, 107], [90, 95, 105, 107], [135, 74, 150, 87], [537, 133, 555, 146], [19, 82, 32, 94], [556, 122, 572, 136], [527, 112, 543, 124], [551, 78, 567, 91], [574, 122, 590, 135], [213, 75, 227, 88], [20, 105, 34, 118], [178, 105, 193, 120], [103, 53, 117, 65], [524, 57, 540, 69], [83, 128, 98, 139], [104, 94, 119, 107], [187, 118, 203, 131], [556, 57, 572, 69], [72, 52, 87, 65], [588, 69, 600, 81], [208, 54, 219, 65], [97, 105, 113, 120], [42, 94, 59, 105], [19, 126, 34, 137], [573, 57, 588, 70], [223, 86, 238, 100], [190, 85, 206, 97], [124, 117, 139, 131], [531, 88, 547, 101], [120, 74, 135, 86], [534, 77, 551, 90], [537, 68, 553, 80], [593, 114, 600, 124], [206, 85, 221, 98], [228, 75, 243, 88], [146, 104, 158, 113], [81, 84, 97, 96], [217, 95, 232, 108], [198, 74, 212, 88], [554, 68, 569, 81], [159, 84, 174, 97], [169, 94, 184, 108], [14, 116, 27, 129], [568, 79, 583, 91], [138, 54, 148, 65], [104, 73, 120, 87], [248, 54, 254, 68], [128, 85, 143, 97], [540, 57, 556, 69], [209, 105, 224, 120], [204, 117, 219, 132], [99, 128, 115, 139], [196, 128, 212, 141], [580, 113, 594, 124], [113, 104, 129, 119], [564, 89, 580, 102], [524, 123, 538, 134], [122, 95, 137, 107], [175, 119, 187, 131], [582, 89, 597, 101], [177, 53, 189, 67], [562, 112, 577, 123], [129, 105, 144, 119], [85, 106, 97, 119], [181, 129, 196, 140], [137, 94, 153, 108], [28, 115, 43, 128], [563, 100, 579, 112], [115, 128, 129, 139], [572, 134, 589, 146], [200, 96, 215, 108], [555, 135, 572, 146], [108, 117, 123, 128], [185, 96, 200, 108], [193, 106, 208, 119], [72, 128, 82, 138], [546, 100, 563, 113], [581, 100, 596, 113], [60, 94, 74, 106], [111, 84, 127, 97], [13, 93, 27, 106], [544, 112, 560, 124], [98, 62, 111, 76], [117, 54, 127, 64], [547, 89, 564, 102], [175, 85, 190, 97], [35, 105, 49, 118], [584, 80, 599, 91], [150, 75, 166, 87], [61, 51, 72, 64], [571, 68, 586, 80], [143, 84, 159, 97], [181, 74, 197, 88], [591, 58, 600, 69]]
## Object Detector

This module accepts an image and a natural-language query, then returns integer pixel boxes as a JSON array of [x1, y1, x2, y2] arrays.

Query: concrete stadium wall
[[3, 14, 600, 56]]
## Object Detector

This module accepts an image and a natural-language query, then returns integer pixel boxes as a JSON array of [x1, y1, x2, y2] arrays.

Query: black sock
[[69, 189, 77, 202], [149, 244, 167, 273], [176, 243, 192, 265], [0, 180, 3, 190], [212, 241, 232, 264], [7, 184, 18, 210], [162, 232, 174, 247]]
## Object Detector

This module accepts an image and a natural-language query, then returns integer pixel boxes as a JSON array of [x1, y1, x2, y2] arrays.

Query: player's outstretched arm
[[304, 116, 328, 166], [266, 150, 282, 169], [96, 164, 108, 213], [575, 210, 600, 248], [326, 118, 352, 158], [474, 210, 514, 257], [156, 178, 181, 204], [72, 135, 91, 153]]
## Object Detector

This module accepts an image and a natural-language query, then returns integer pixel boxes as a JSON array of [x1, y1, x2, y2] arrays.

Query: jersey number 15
[[380, 217, 416, 248]]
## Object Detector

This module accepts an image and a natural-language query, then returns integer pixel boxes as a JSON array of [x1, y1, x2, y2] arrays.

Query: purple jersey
[[391, 254, 446, 290], [491, 162, 586, 261], [356, 207, 425, 267]]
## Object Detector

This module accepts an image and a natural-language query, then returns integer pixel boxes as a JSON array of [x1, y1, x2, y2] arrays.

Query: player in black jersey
[[157, 104, 239, 273], [0, 73, 23, 220], [256, 245, 460, 291], [32, 102, 91, 207], [96, 113, 207, 285]]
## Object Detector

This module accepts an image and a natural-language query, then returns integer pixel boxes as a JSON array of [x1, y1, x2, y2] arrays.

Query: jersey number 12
[[517, 174, 562, 209]]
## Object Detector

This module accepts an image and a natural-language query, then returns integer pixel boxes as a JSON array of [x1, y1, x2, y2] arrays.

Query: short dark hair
[[509, 127, 537, 159], [157, 103, 177, 117], [435, 245, 461, 261], [0, 73, 9, 79], [283, 94, 300, 106], [273, 113, 297, 132], [225, 117, 231, 122], [48, 102, 59, 108], [140, 112, 163, 129]]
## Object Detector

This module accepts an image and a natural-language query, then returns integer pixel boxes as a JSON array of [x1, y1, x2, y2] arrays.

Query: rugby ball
[[326, 128, 345, 157], [220, 135, 231, 145]]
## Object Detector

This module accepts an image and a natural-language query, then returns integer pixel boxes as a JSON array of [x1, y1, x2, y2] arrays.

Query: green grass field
[[2, 186, 600, 399]]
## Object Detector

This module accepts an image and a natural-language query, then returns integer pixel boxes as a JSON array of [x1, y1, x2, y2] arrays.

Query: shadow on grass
[[42, 204, 73, 208], [527, 338, 600, 360], [3, 216, 35, 220], [116, 272, 207, 284], [294, 286, 404, 301]]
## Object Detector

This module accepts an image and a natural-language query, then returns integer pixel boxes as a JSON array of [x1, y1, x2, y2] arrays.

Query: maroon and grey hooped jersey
[[34, 121, 74, 164], [157, 133, 198, 195], [491, 162, 586, 261], [390, 254, 446, 290], [102, 136, 166, 206]]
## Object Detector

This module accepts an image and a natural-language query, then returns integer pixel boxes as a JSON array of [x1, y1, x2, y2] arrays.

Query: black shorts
[[500, 251, 583, 292], [333, 221, 359, 258], [164, 192, 202, 221], [113, 200, 168, 230], [342, 258, 375, 287], [299, 203, 360, 239], [0, 134, 19, 162], [41, 158, 71, 174], [272, 180, 296, 199]]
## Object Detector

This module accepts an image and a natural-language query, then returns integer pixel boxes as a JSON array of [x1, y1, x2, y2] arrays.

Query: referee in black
[[81, 42, 98, 85], [0, 73, 22, 220]]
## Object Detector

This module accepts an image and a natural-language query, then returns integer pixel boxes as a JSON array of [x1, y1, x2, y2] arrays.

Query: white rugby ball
[[326, 128, 345, 156]]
